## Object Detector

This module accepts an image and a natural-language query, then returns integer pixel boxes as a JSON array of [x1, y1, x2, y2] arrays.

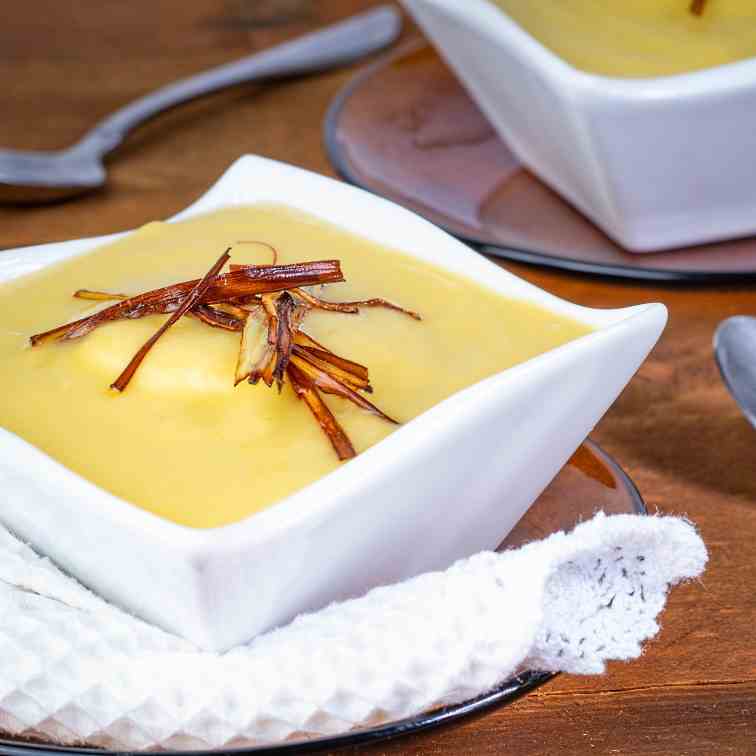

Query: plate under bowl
[[0, 441, 643, 755]]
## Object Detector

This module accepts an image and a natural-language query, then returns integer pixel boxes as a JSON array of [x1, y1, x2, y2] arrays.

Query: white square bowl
[[0, 156, 666, 650], [402, 0, 756, 252]]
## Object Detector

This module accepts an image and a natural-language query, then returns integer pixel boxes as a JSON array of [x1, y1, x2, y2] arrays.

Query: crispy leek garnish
[[288, 363, 357, 461], [290, 287, 422, 321], [30, 252, 420, 460]]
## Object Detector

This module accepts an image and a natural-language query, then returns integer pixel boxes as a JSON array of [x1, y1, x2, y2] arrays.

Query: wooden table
[[2, 2, 754, 753]]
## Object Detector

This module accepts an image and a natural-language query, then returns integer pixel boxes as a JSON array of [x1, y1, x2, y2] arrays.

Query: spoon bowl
[[714, 315, 756, 429], [0, 6, 401, 205], [0, 146, 107, 203]]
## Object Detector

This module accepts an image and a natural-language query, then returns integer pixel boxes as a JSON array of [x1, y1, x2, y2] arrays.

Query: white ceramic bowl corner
[[0, 156, 666, 650], [402, 0, 756, 252]]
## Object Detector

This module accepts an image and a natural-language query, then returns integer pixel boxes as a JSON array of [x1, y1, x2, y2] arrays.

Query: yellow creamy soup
[[490, 0, 756, 77], [0, 205, 590, 528]]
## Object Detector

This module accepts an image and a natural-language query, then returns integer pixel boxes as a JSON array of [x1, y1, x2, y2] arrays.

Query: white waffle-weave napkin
[[0, 512, 706, 750]]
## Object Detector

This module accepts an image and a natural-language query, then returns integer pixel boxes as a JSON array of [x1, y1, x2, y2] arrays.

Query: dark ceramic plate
[[325, 41, 756, 282], [0, 441, 643, 755]]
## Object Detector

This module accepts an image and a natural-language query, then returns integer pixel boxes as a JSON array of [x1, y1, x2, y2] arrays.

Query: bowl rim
[[0, 155, 665, 557], [403, 0, 756, 100]]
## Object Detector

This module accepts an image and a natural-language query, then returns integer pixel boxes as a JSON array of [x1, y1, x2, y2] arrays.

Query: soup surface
[[0, 205, 590, 527], [490, 0, 756, 77]]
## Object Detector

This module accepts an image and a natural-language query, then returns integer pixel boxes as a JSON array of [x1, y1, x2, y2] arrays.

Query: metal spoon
[[0, 6, 401, 204], [714, 316, 756, 428]]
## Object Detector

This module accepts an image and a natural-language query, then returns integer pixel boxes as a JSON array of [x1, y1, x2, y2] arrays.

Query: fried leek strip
[[271, 293, 297, 391], [288, 363, 356, 460], [292, 345, 371, 393], [73, 291, 245, 333], [289, 354, 397, 424], [192, 304, 246, 332], [291, 288, 421, 321], [74, 290, 128, 301]]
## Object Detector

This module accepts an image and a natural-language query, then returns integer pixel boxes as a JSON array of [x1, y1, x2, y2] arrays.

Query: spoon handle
[[73, 6, 401, 157]]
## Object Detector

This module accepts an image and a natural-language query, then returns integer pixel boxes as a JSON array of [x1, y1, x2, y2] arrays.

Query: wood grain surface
[[2, 2, 754, 754]]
